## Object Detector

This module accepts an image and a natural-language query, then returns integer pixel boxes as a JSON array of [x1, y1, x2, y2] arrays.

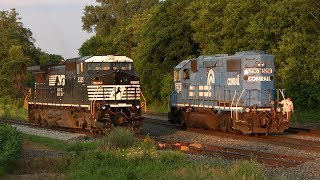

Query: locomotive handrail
[[24, 88, 32, 110], [235, 89, 245, 120], [140, 92, 147, 113], [230, 90, 237, 119], [91, 86, 102, 116]]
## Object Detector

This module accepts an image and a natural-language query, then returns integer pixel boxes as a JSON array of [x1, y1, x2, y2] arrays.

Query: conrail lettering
[[227, 75, 240, 86], [248, 76, 271, 81]]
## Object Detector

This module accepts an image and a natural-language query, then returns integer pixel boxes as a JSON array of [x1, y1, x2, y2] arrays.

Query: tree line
[[1, 0, 319, 110], [80, 0, 320, 110], [0, 9, 62, 102]]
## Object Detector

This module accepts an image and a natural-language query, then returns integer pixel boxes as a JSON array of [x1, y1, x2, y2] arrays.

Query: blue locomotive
[[168, 51, 289, 134]]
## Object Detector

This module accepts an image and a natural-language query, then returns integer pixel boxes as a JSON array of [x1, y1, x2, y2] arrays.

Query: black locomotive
[[25, 55, 143, 132]]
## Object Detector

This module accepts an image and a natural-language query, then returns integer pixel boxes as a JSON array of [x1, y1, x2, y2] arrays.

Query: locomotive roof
[[84, 55, 133, 63]]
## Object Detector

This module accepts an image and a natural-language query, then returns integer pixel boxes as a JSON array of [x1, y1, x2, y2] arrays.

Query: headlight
[[276, 107, 281, 112], [136, 105, 140, 109], [245, 108, 250, 112], [101, 106, 107, 110], [257, 62, 265, 67]]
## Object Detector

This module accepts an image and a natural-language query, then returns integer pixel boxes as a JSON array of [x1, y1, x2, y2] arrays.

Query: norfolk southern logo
[[111, 86, 125, 99]]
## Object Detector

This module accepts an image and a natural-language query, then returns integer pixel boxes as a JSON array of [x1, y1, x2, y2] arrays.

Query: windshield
[[87, 62, 133, 71]]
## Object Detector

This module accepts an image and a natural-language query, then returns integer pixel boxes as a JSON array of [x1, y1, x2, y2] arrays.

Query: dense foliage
[[0, 9, 63, 101], [81, 0, 320, 110], [0, 124, 22, 176]]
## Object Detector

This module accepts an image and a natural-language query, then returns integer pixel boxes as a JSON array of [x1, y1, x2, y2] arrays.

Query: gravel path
[[142, 114, 320, 180], [12, 124, 85, 141]]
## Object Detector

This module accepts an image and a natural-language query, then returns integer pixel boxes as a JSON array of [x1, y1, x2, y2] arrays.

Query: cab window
[[184, 69, 190, 80], [227, 59, 241, 72]]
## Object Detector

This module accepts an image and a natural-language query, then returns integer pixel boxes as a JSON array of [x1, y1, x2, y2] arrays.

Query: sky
[[0, 0, 96, 59]]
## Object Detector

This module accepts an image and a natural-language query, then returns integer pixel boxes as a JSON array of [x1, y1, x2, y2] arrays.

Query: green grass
[[65, 129, 266, 179], [100, 127, 136, 150], [0, 124, 22, 176], [23, 134, 98, 152], [0, 98, 28, 120], [66, 149, 266, 179]]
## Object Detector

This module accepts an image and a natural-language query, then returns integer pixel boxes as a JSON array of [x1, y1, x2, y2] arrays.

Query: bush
[[0, 97, 28, 120], [100, 127, 136, 150], [0, 124, 22, 176], [140, 134, 156, 151]]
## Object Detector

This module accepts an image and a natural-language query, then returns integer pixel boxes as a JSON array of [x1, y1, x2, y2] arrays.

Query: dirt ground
[[3, 140, 66, 180]]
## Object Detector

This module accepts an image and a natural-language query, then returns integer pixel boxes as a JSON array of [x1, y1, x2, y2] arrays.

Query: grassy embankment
[[0, 99, 27, 120], [11, 128, 266, 179], [0, 124, 22, 176]]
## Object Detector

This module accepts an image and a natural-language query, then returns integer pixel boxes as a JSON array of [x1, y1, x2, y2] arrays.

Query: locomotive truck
[[25, 55, 144, 133], [168, 51, 289, 134]]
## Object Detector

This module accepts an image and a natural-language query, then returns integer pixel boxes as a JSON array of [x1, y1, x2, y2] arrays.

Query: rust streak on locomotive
[[25, 55, 144, 133]]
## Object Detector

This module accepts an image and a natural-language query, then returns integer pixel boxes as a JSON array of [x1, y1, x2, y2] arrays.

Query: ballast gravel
[[12, 124, 84, 141], [142, 114, 320, 180]]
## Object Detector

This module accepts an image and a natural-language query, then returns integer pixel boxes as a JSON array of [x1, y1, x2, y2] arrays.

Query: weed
[[140, 133, 156, 151], [100, 127, 136, 150], [0, 124, 22, 176]]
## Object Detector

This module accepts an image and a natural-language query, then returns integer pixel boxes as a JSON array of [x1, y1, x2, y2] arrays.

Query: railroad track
[[143, 117, 180, 129], [143, 115, 320, 167], [154, 138, 313, 167], [285, 127, 310, 133], [143, 115, 320, 152]]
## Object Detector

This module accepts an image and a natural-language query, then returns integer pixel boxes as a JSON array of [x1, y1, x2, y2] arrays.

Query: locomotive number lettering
[[244, 68, 259, 74], [130, 81, 139, 84], [175, 83, 182, 93], [78, 76, 84, 83], [261, 68, 273, 74], [227, 75, 240, 86], [248, 76, 271, 82]]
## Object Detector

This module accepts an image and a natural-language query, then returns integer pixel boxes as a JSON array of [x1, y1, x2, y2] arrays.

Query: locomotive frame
[[25, 55, 144, 133], [168, 51, 289, 134]]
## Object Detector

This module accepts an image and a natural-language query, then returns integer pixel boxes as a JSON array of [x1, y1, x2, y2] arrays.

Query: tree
[[132, 0, 199, 102], [189, 0, 320, 109], [82, 0, 159, 35], [0, 9, 63, 99], [0, 9, 35, 99]]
